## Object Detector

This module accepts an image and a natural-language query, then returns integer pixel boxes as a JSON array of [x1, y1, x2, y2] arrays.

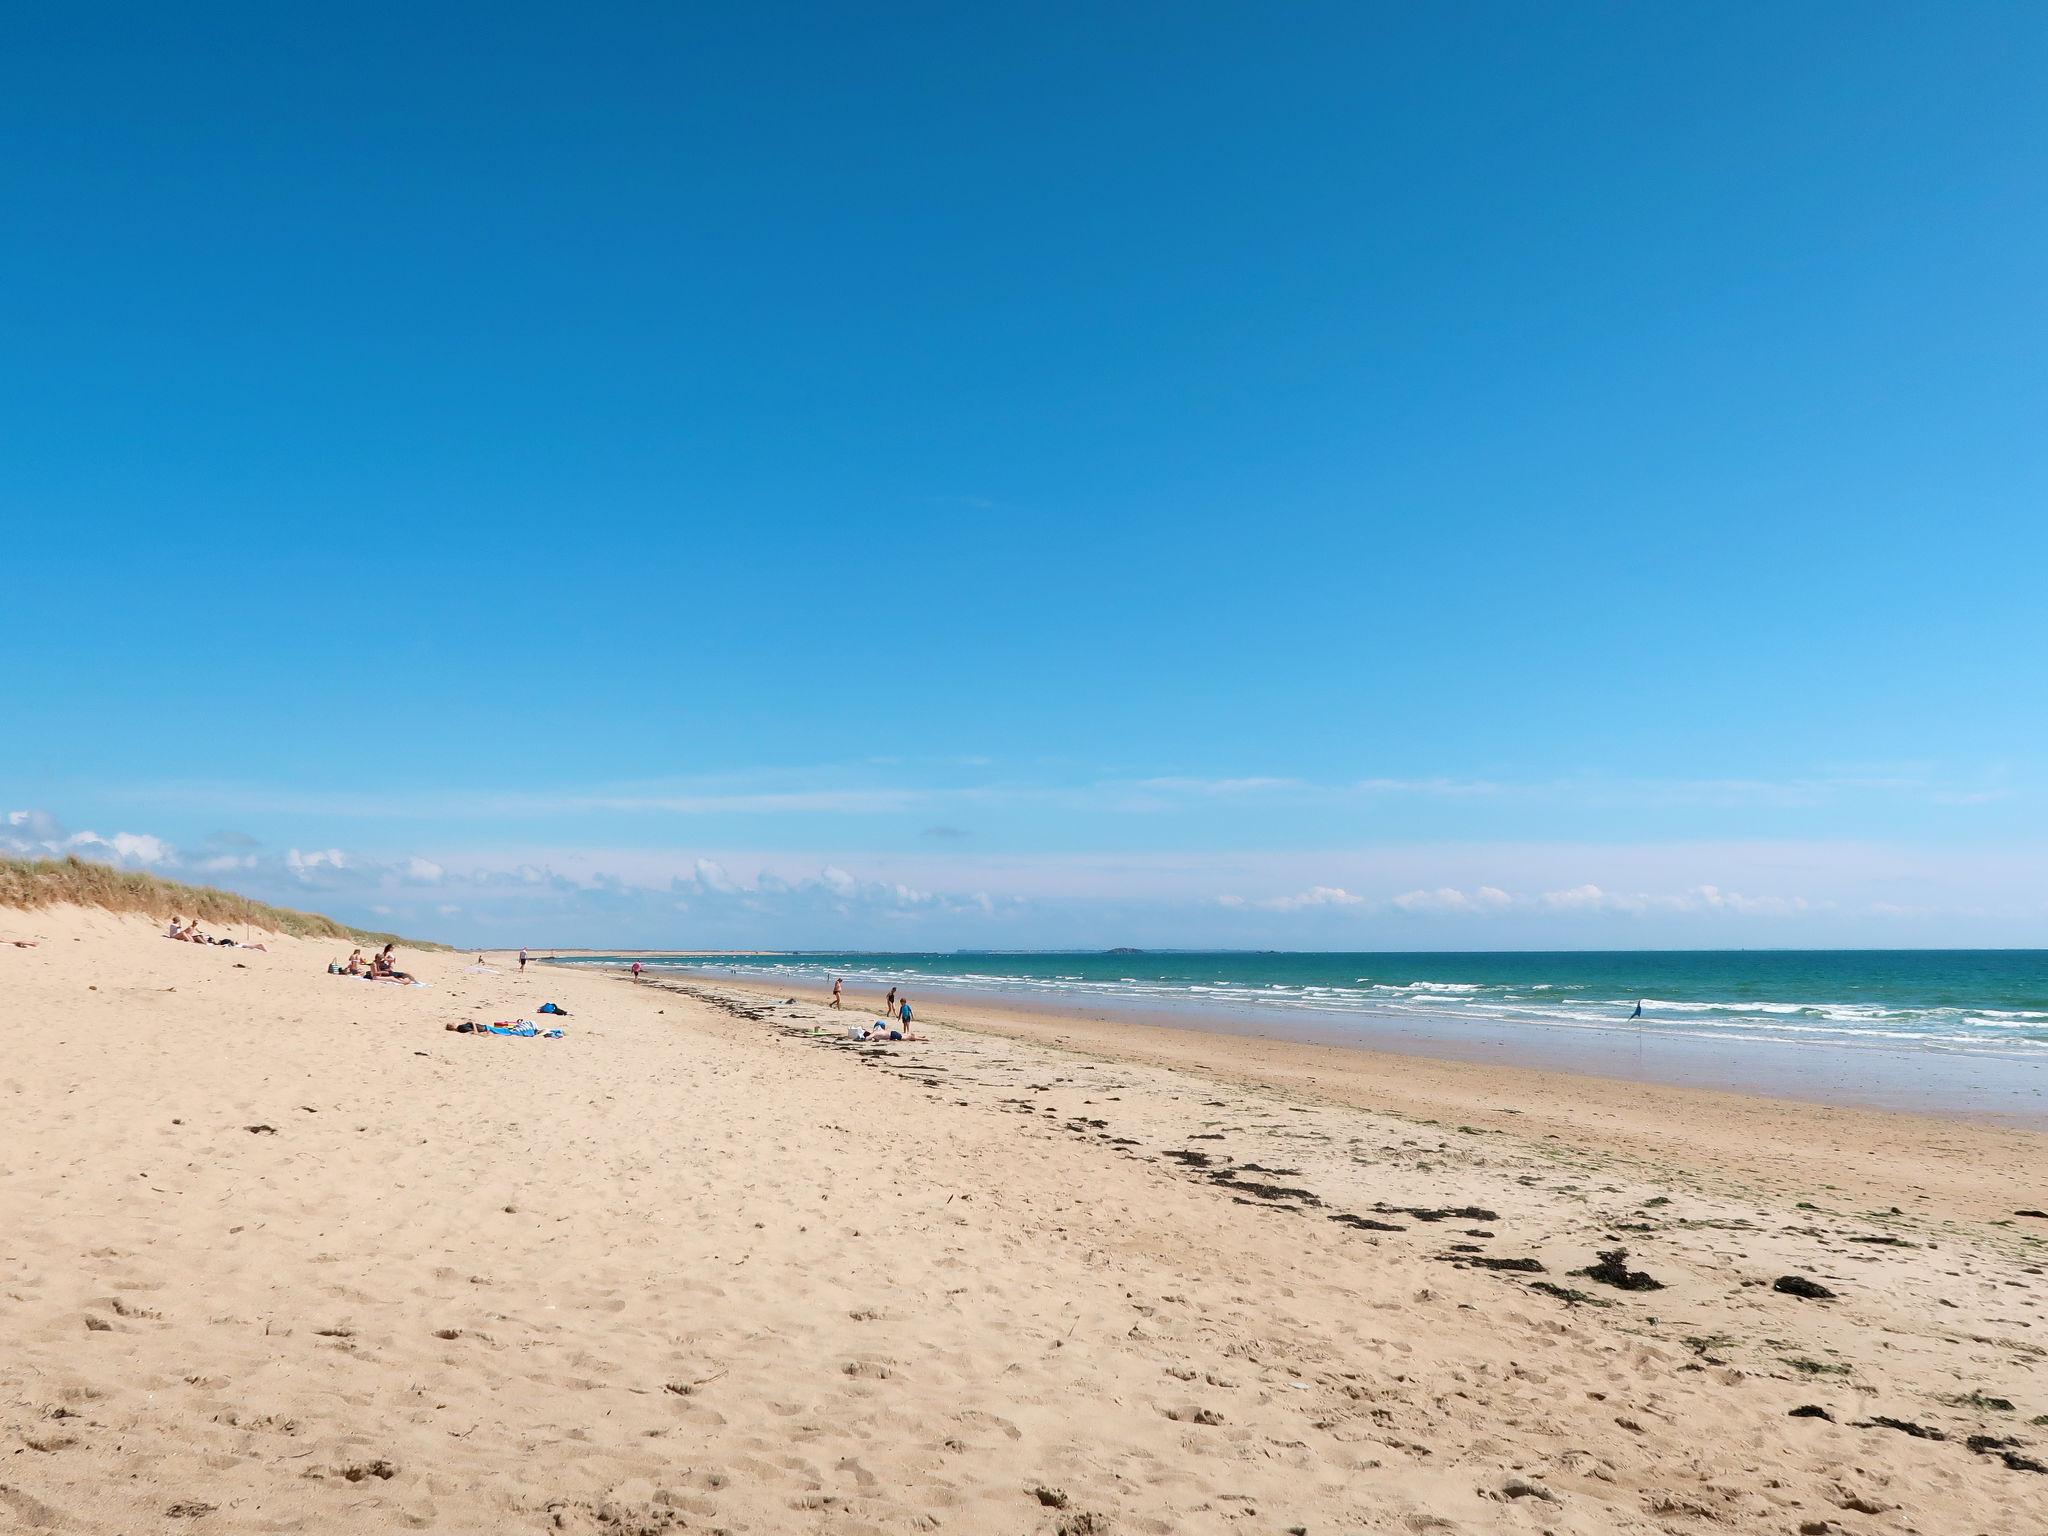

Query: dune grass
[[0, 855, 444, 948]]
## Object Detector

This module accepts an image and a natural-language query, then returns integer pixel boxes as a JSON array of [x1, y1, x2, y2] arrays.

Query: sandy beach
[[4, 907, 2045, 1534]]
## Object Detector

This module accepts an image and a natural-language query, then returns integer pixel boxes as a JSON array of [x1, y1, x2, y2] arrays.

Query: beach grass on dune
[[0, 855, 443, 948]]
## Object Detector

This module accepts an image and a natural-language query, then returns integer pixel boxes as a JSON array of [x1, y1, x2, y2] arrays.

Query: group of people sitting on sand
[[850, 1015, 919, 1042], [166, 917, 264, 950], [328, 944, 417, 982]]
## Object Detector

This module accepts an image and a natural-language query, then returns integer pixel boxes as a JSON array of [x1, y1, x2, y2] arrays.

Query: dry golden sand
[[3, 907, 2045, 1535]]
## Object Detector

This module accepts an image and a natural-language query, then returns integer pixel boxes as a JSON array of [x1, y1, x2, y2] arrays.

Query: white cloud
[[1131, 776, 1304, 795], [286, 848, 349, 874], [405, 857, 445, 883], [693, 858, 737, 893], [55, 829, 175, 866], [1690, 884, 1811, 916], [578, 789, 925, 815], [6, 809, 64, 839], [1534, 882, 1811, 916], [1540, 882, 1614, 912], [1261, 885, 1366, 912], [1241, 880, 1829, 920], [820, 865, 858, 896], [7, 811, 238, 877], [1392, 885, 1512, 915], [1353, 777, 1502, 797]]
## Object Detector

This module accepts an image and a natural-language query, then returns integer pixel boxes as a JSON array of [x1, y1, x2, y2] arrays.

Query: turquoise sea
[[559, 949, 2048, 1055]]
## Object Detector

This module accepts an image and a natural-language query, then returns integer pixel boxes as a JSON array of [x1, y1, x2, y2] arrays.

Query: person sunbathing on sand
[[372, 944, 416, 982]]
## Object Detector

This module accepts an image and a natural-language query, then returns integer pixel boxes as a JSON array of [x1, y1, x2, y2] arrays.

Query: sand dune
[[2, 907, 2042, 1533]]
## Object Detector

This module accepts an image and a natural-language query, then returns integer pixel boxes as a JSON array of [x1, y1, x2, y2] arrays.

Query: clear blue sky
[[6, 3, 2044, 947]]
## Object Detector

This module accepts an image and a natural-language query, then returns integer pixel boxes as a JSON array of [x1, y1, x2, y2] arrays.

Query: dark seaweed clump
[[1572, 1248, 1665, 1292], [1773, 1274, 1837, 1300]]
